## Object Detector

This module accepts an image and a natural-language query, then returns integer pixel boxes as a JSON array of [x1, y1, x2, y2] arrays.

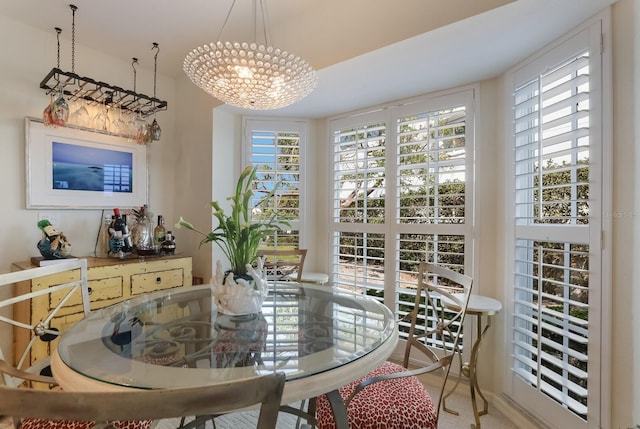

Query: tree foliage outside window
[[246, 121, 306, 251], [331, 98, 473, 350]]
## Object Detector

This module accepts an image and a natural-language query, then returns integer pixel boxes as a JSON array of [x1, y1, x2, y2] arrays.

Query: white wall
[[171, 76, 220, 282], [0, 13, 187, 363], [611, 0, 640, 425], [0, 14, 179, 270]]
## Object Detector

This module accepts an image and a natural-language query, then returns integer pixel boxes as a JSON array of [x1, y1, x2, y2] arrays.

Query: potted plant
[[176, 166, 290, 314]]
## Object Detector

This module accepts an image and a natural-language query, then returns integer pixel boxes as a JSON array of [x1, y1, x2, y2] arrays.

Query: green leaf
[[176, 165, 289, 276]]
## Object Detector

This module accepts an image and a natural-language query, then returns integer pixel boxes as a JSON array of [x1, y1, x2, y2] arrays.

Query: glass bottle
[[94, 215, 111, 258], [162, 231, 176, 255], [153, 215, 166, 249]]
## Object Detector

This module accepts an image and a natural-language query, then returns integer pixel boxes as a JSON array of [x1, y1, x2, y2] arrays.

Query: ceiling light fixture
[[183, 0, 318, 110]]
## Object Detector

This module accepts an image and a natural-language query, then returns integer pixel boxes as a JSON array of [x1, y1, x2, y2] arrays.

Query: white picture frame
[[25, 117, 148, 209]]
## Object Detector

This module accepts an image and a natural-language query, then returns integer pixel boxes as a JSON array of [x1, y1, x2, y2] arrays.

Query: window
[[506, 16, 608, 428], [329, 89, 475, 344], [244, 118, 307, 249]]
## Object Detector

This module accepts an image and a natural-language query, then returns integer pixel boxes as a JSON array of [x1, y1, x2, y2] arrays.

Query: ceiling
[[0, 0, 618, 118]]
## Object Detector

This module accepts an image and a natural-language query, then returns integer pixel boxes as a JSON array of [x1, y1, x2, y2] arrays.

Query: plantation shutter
[[329, 89, 474, 340], [508, 19, 605, 427], [245, 119, 306, 248], [395, 105, 470, 338], [331, 120, 387, 291]]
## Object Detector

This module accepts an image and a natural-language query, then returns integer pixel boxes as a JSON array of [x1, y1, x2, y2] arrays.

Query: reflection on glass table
[[53, 282, 398, 422]]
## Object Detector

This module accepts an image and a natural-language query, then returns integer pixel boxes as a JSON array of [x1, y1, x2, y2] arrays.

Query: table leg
[[442, 313, 494, 429], [467, 314, 492, 429]]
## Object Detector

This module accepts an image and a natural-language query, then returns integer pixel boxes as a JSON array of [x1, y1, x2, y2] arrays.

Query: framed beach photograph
[[25, 117, 148, 209]]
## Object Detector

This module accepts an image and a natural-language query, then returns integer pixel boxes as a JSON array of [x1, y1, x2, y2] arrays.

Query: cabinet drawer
[[130, 268, 184, 295], [87, 277, 125, 308], [49, 276, 123, 313]]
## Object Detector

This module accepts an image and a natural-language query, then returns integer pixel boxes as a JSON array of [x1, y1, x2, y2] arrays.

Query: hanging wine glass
[[122, 110, 137, 142], [68, 99, 90, 127], [135, 113, 151, 145], [92, 95, 111, 131], [43, 95, 54, 127], [150, 118, 161, 141], [111, 107, 128, 136], [51, 89, 69, 126]]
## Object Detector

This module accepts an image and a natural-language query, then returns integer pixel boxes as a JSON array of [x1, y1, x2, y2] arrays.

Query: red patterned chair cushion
[[316, 360, 437, 429], [20, 417, 153, 429]]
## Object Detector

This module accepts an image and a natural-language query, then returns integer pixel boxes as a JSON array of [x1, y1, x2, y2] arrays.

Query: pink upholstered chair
[[315, 262, 473, 429]]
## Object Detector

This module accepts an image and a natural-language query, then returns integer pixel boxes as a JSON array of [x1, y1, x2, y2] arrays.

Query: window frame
[[503, 12, 612, 428], [328, 87, 477, 360], [243, 117, 309, 249]]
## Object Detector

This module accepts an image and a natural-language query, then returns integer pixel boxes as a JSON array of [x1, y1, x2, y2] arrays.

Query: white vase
[[211, 259, 268, 315]]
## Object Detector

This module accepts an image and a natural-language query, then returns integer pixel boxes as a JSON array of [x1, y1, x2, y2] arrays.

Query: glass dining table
[[52, 282, 397, 428]]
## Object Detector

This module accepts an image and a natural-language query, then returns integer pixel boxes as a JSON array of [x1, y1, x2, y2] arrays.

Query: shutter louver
[[250, 129, 302, 248], [512, 50, 591, 421]]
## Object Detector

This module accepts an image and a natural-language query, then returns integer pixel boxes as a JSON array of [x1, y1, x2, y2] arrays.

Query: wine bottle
[[154, 215, 166, 247]]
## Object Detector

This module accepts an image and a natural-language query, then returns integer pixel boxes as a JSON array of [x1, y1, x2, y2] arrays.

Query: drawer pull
[[156, 277, 162, 283], [87, 287, 93, 295]]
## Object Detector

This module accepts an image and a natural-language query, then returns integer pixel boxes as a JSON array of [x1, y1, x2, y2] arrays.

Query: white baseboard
[[492, 393, 551, 429]]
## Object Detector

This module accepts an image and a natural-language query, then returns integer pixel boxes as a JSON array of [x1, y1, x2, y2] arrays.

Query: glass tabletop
[[57, 283, 395, 389]]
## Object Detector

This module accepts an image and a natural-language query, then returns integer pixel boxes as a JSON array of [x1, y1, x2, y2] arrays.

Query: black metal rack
[[40, 67, 167, 118]]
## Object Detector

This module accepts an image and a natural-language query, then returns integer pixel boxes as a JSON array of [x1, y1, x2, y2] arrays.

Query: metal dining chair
[[0, 259, 91, 388], [315, 262, 473, 429], [257, 248, 308, 282], [0, 372, 286, 429], [0, 259, 149, 429]]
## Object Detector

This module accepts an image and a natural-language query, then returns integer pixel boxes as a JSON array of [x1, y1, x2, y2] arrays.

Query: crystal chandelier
[[183, 0, 318, 110]]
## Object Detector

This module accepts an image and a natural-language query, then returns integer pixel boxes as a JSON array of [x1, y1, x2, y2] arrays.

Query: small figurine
[[108, 224, 126, 258], [37, 219, 72, 259]]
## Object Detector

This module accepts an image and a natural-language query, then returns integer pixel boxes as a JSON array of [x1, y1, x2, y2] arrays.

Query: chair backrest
[[0, 371, 286, 429], [0, 259, 90, 387], [402, 261, 473, 421], [257, 248, 308, 282]]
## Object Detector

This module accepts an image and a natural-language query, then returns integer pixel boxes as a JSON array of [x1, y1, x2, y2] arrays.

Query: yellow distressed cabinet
[[11, 256, 192, 369]]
